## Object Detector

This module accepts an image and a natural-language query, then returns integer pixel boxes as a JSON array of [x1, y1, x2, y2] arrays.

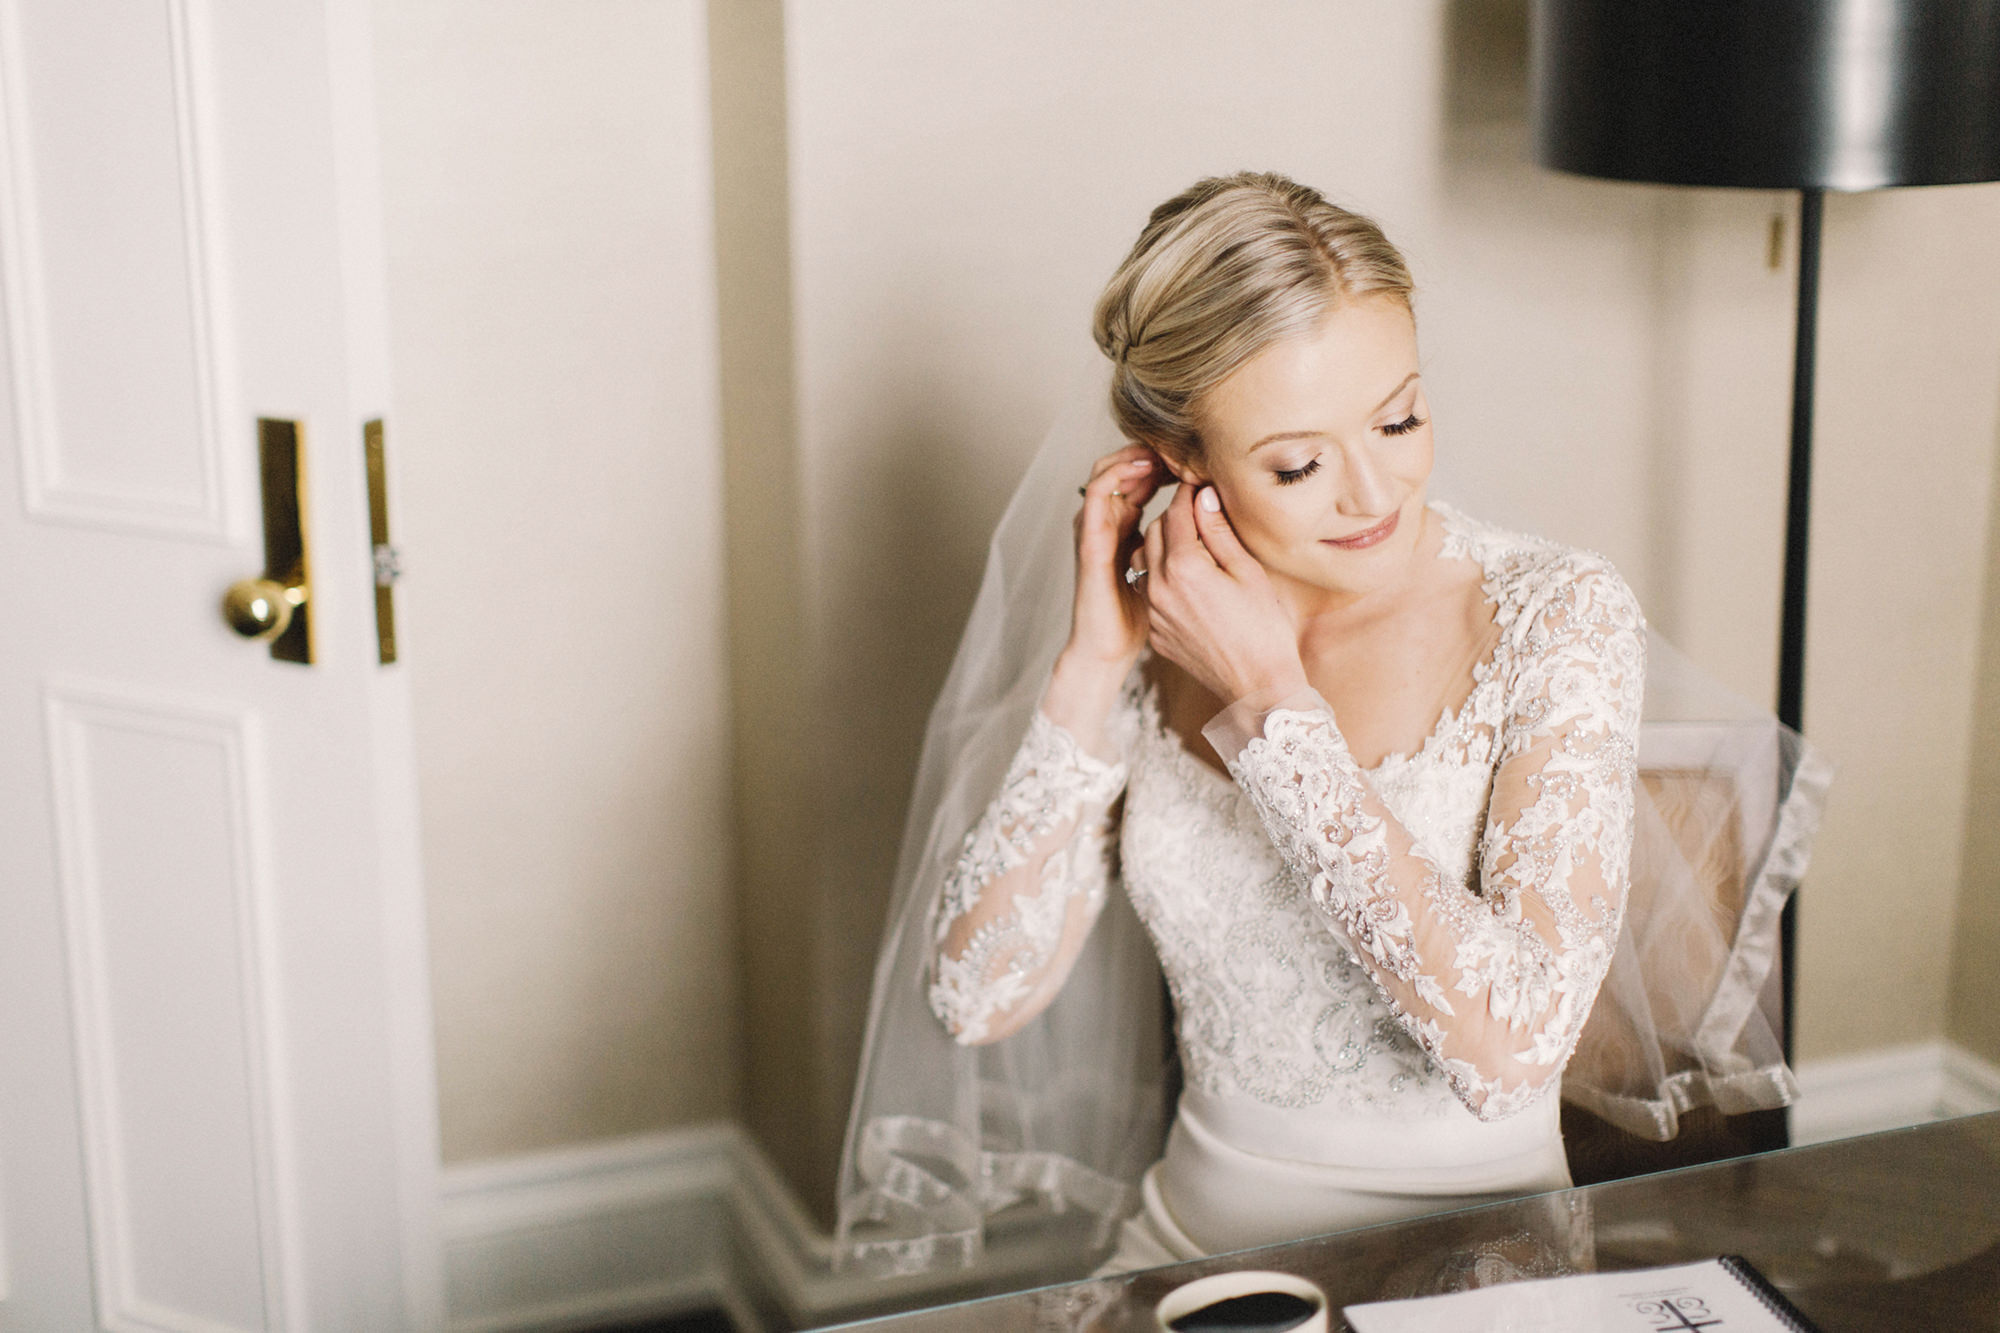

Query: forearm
[[928, 708, 1128, 1043], [1040, 648, 1138, 762], [1207, 696, 1629, 1117], [931, 815, 1117, 1044]]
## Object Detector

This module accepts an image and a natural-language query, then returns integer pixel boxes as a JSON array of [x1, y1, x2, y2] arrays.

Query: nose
[[1334, 442, 1396, 517]]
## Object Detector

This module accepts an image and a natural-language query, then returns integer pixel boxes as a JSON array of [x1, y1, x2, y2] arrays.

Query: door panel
[[0, 1, 440, 1329], [46, 684, 294, 1333], [0, 0, 235, 537]]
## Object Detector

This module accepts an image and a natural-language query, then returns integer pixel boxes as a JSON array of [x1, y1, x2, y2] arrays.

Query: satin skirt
[[1094, 1091, 1573, 1276]]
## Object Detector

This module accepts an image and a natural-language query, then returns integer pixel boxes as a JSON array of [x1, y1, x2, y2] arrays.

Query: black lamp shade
[[1532, 0, 2000, 190]]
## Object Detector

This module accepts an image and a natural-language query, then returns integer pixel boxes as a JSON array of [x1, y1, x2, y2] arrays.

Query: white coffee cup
[[1153, 1269, 1329, 1333]]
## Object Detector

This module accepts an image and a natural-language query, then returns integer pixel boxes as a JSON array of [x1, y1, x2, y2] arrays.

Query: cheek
[[1218, 485, 1320, 559], [1402, 434, 1437, 487]]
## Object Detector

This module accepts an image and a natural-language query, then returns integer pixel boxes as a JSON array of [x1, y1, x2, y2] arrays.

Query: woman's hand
[[1064, 444, 1163, 670], [1140, 482, 1310, 706], [1043, 445, 1162, 753]]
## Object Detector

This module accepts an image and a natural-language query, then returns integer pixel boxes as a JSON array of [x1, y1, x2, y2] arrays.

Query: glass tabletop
[[824, 1111, 2000, 1332]]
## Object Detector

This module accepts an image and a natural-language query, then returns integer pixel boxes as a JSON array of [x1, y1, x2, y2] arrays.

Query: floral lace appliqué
[[926, 504, 1643, 1125], [1118, 691, 1457, 1116], [1225, 536, 1643, 1120], [928, 711, 1125, 1043]]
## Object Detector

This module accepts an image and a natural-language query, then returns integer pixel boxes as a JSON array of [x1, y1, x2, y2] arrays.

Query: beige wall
[[1795, 189, 2000, 1055], [705, 0, 825, 1202], [366, 0, 2000, 1201], [768, 0, 2000, 1211], [1953, 395, 2000, 1068], [374, 0, 739, 1162]]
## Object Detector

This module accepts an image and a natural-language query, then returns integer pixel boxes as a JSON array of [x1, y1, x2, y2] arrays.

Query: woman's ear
[[1155, 447, 1207, 486]]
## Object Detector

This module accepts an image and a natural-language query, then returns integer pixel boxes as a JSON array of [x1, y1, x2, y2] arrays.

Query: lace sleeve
[[1204, 562, 1645, 1119], [927, 709, 1131, 1044]]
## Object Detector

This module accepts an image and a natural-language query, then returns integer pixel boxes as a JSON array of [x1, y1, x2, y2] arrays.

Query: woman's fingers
[[1142, 510, 1166, 583], [1156, 476, 1215, 574], [1191, 485, 1254, 574], [1068, 450, 1162, 667], [1086, 442, 1156, 485], [1081, 452, 1156, 515], [1078, 454, 1156, 565], [1082, 462, 1163, 587], [1116, 459, 1166, 522]]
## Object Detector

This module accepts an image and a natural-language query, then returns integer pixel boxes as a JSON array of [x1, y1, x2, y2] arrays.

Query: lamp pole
[[1775, 187, 1824, 1065], [1778, 189, 1823, 739], [1534, 0, 2000, 1160]]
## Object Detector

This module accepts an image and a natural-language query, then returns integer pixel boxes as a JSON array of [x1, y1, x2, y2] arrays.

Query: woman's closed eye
[[1272, 412, 1423, 483], [1273, 457, 1321, 486]]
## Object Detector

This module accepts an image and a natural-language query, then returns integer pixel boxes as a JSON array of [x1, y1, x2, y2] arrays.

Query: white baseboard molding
[[443, 1041, 2000, 1331], [1791, 1039, 2000, 1145], [439, 1124, 745, 1333], [440, 1121, 1066, 1332]]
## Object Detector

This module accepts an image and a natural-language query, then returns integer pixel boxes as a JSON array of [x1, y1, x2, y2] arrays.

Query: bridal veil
[[832, 365, 1832, 1278]]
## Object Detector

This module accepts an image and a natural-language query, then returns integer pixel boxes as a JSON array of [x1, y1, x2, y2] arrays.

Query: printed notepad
[[1343, 1256, 1820, 1332]]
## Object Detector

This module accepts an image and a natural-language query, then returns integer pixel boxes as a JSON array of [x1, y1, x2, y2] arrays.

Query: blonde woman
[[837, 172, 1813, 1279]]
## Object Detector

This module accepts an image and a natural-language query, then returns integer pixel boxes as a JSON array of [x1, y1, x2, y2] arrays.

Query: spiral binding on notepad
[[1718, 1255, 1824, 1333]]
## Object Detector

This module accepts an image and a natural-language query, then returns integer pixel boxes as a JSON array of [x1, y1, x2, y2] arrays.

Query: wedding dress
[[929, 502, 1637, 1269], [833, 371, 1827, 1280]]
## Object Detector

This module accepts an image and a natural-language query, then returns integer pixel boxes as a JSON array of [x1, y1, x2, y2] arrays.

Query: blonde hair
[[1092, 172, 1414, 463]]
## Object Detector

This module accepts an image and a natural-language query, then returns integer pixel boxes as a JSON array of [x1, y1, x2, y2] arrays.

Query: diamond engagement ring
[[1125, 566, 1147, 586]]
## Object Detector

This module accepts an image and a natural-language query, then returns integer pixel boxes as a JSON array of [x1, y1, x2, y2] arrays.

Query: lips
[[1323, 508, 1400, 550]]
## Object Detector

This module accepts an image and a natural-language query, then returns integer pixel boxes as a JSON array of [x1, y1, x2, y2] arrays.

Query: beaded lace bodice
[[928, 504, 1645, 1122], [1117, 678, 1490, 1118]]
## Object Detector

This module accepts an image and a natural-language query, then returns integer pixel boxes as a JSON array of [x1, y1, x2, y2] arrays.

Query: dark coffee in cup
[[1166, 1288, 1321, 1331]]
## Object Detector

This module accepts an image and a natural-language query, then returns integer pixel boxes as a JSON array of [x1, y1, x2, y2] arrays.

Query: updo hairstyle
[[1092, 171, 1414, 465]]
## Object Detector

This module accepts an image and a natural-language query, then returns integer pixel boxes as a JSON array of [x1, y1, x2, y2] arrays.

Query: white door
[[0, 1, 440, 1330]]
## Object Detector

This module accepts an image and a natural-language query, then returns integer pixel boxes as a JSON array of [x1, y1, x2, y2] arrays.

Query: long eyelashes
[[1272, 415, 1425, 485]]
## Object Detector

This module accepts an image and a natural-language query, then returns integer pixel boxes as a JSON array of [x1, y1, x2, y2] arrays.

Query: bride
[[837, 172, 1821, 1279]]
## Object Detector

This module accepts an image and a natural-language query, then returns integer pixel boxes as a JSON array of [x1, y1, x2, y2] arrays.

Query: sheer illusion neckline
[[1144, 502, 1506, 784]]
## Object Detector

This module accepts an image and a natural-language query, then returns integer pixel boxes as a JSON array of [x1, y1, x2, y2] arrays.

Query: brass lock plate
[[364, 418, 397, 665], [258, 418, 312, 664]]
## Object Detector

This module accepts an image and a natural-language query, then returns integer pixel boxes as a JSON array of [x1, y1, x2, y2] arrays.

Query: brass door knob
[[222, 573, 306, 641]]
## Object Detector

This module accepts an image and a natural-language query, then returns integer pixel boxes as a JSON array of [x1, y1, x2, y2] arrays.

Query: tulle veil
[[832, 363, 1832, 1279]]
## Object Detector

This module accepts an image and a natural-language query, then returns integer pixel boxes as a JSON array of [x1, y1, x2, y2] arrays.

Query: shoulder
[[1521, 548, 1644, 650], [1433, 507, 1645, 753], [1432, 501, 1643, 641]]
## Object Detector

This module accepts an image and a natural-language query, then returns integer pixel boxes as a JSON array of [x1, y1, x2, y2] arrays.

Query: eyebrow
[[1247, 371, 1422, 453]]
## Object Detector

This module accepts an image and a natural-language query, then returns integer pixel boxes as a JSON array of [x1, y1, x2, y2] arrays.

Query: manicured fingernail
[[1129, 458, 1152, 469], [1199, 486, 1220, 512]]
